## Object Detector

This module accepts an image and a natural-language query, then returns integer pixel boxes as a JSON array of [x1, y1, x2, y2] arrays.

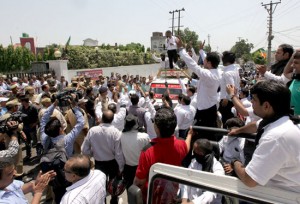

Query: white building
[[83, 38, 98, 47], [151, 32, 166, 53]]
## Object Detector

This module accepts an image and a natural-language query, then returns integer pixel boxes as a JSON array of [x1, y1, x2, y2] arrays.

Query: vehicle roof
[[151, 77, 189, 84]]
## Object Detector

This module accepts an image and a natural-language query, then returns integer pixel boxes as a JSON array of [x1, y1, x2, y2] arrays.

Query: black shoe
[[23, 155, 31, 162], [36, 143, 43, 156]]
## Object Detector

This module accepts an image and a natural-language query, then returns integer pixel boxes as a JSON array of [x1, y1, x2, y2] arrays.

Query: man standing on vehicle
[[176, 37, 221, 128], [165, 30, 178, 69], [230, 80, 300, 192]]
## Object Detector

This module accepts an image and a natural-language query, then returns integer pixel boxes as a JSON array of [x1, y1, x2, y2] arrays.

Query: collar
[[151, 135, 176, 143], [66, 171, 94, 192]]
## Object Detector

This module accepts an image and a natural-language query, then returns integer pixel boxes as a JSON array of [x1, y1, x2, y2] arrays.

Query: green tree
[[230, 39, 254, 62], [175, 28, 199, 53]]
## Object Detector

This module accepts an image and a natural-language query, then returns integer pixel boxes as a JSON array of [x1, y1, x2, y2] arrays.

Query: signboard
[[151, 83, 181, 89], [77, 69, 103, 80]]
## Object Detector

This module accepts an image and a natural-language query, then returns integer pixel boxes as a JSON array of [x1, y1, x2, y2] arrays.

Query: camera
[[0, 111, 27, 134], [52, 89, 81, 107]]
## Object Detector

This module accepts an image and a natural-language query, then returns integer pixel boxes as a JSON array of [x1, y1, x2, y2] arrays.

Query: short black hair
[[250, 79, 291, 116], [41, 84, 48, 91], [69, 154, 91, 177], [187, 86, 196, 94], [279, 44, 294, 59], [86, 87, 93, 95], [240, 88, 249, 98], [222, 51, 236, 65], [130, 94, 139, 105], [154, 108, 177, 138], [206, 52, 220, 68], [181, 95, 191, 105], [45, 118, 61, 138], [224, 117, 245, 129]]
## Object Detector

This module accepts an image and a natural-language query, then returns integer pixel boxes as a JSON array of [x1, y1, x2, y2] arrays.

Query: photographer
[[0, 121, 19, 158], [40, 95, 84, 203], [0, 99, 25, 177]]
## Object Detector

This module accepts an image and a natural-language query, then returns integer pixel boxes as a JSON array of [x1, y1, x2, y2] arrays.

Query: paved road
[[19, 143, 128, 203]]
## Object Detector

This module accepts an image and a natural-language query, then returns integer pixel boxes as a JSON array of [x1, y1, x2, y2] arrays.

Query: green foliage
[[0, 45, 35, 72], [67, 46, 155, 69], [230, 39, 254, 62], [175, 28, 199, 53]]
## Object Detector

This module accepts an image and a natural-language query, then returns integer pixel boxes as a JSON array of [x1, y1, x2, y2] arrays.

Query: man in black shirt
[[19, 96, 39, 161], [271, 44, 294, 76]]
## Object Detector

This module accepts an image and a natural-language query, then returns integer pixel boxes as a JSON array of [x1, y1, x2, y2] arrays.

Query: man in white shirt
[[230, 80, 300, 193], [175, 95, 196, 139], [61, 154, 106, 204], [121, 114, 150, 192], [82, 110, 125, 203], [181, 139, 224, 204], [219, 51, 240, 125], [165, 30, 178, 69], [108, 103, 126, 132], [176, 38, 221, 128]]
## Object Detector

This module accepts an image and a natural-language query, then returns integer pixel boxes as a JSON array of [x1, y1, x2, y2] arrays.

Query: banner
[[77, 69, 103, 80]]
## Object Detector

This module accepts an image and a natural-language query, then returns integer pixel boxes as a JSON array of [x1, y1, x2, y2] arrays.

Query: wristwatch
[[230, 94, 235, 100]]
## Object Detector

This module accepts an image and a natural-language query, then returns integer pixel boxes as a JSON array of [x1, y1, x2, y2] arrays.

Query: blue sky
[[1, 0, 299, 52]]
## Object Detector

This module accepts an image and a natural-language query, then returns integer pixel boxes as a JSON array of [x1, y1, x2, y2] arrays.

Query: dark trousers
[[182, 105, 218, 167], [123, 164, 137, 190], [95, 159, 119, 204], [23, 127, 37, 157], [194, 105, 218, 128], [167, 49, 178, 69], [244, 140, 256, 166], [178, 129, 189, 139], [219, 100, 234, 125]]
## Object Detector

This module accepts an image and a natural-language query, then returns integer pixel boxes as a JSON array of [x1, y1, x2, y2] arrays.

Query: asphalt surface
[[19, 143, 128, 204]]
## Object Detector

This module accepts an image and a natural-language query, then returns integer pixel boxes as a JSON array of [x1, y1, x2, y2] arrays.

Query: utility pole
[[207, 34, 211, 45], [262, 0, 281, 66], [169, 10, 175, 35], [175, 8, 185, 36]]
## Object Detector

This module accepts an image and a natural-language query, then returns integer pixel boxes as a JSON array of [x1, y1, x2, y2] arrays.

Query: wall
[[68, 63, 160, 81]]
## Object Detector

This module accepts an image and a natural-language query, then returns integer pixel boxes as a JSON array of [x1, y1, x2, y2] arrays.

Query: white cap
[[0, 97, 9, 102], [12, 77, 18, 82]]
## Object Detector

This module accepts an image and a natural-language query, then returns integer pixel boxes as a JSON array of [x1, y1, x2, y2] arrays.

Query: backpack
[[40, 137, 70, 188]]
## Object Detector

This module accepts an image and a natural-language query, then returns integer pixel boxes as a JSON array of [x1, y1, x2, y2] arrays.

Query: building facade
[[151, 32, 166, 53]]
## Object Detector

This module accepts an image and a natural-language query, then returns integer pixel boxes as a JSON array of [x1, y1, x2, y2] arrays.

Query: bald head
[[67, 154, 91, 178], [102, 110, 114, 123]]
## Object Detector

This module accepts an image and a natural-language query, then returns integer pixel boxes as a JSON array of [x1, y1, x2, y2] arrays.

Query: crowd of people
[[0, 31, 300, 204]]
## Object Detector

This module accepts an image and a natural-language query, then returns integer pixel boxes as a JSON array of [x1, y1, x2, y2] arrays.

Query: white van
[[150, 69, 189, 106]]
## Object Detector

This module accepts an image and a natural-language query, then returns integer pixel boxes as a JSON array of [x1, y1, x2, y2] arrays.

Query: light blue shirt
[[0, 107, 7, 116], [0, 180, 28, 204], [40, 104, 85, 157]]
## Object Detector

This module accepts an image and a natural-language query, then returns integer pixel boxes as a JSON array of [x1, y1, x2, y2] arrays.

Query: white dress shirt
[[182, 158, 224, 204], [121, 130, 150, 166], [60, 170, 106, 204], [81, 123, 125, 172], [220, 64, 240, 99], [175, 105, 196, 130], [165, 36, 177, 50], [112, 107, 126, 131], [179, 49, 221, 110]]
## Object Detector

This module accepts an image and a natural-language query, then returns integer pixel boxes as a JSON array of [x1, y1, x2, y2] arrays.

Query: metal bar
[[192, 126, 256, 139]]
